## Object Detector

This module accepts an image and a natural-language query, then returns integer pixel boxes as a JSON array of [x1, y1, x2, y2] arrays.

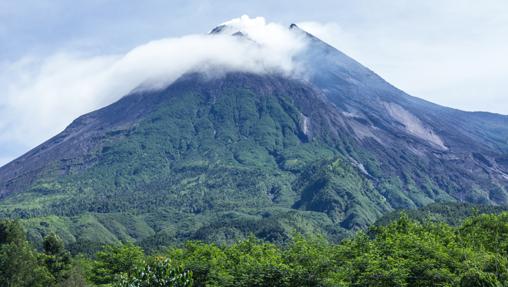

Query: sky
[[1, 0, 508, 166]]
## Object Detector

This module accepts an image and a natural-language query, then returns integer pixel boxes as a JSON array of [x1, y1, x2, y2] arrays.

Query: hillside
[[375, 202, 508, 227], [0, 24, 507, 250]]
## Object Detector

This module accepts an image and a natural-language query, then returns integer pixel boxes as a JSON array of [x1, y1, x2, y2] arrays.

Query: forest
[[2, 210, 508, 287]]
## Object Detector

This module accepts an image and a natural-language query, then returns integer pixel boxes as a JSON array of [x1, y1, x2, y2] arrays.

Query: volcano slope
[[0, 25, 507, 250]]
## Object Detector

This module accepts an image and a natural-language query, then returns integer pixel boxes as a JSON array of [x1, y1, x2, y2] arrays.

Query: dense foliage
[[376, 202, 508, 226], [4, 211, 508, 286], [3, 74, 505, 249]]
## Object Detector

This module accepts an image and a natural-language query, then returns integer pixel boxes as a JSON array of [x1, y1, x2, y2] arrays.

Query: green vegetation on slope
[[1, 74, 506, 249], [4, 211, 508, 286], [376, 202, 508, 226], [0, 76, 375, 248]]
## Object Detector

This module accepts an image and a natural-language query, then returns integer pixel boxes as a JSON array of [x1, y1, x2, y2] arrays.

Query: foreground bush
[[4, 212, 508, 286], [116, 257, 192, 287]]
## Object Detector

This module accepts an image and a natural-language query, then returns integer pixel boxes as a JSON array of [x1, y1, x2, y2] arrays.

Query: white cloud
[[3, 9, 508, 167], [0, 15, 307, 165]]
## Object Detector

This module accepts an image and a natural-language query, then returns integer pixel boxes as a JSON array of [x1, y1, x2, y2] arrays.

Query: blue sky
[[1, 0, 508, 166]]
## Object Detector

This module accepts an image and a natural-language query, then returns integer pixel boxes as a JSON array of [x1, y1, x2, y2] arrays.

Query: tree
[[0, 220, 53, 287], [0, 219, 25, 244], [459, 269, 501, 287], [43, 233, 72, 281], [222, 236, 291, 286], [92, 243, 145, 285], [167, 241, 232, 286], [54, 263, 89, 287], [284, 234, 336, 286], [116, 257, 193, 287]]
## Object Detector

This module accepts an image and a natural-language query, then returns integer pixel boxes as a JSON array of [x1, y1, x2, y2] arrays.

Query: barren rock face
[[383, 102, 447, 150]]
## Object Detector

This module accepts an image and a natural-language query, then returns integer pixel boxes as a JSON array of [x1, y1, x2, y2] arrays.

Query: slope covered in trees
[[376, 202, 508, 226], [1, 24, 508, 249], [2, 72, 508, 250]]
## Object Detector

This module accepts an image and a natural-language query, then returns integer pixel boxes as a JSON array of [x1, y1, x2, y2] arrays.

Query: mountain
[[0, 23, 507, 250]]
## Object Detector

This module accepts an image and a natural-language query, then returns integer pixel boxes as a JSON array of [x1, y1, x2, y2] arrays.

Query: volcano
[[1, 21, 507, 249]]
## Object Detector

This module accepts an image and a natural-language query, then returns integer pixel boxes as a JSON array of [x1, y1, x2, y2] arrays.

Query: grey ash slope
[[0, 24, 507, 247], [293, 24, 508, 153], [291, 24, 508, 201]]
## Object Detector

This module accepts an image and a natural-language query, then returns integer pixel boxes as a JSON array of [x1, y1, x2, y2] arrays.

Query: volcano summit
[[1, 16, 507, 248]]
